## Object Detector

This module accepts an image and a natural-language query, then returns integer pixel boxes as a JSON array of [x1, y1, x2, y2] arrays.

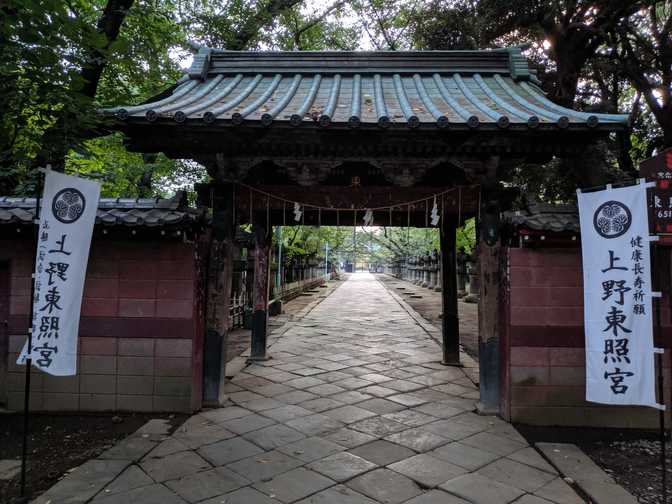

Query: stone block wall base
[[247, 355, 271, 362], [441, 360, 463, 368], [475, 401, 499, 416]]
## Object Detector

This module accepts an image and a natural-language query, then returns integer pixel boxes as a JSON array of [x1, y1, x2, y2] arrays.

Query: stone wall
[[1, 237, 198, 413], [505, 247, 671, 428]]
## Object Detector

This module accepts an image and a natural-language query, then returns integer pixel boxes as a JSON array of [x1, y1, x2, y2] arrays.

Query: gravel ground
[[517, 424, 670, 504], [582, 437, 671, 504], [0, 412, 186, 504]]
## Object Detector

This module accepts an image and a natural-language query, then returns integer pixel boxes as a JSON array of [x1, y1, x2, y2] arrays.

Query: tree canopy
[[1, 1, 670, 261]]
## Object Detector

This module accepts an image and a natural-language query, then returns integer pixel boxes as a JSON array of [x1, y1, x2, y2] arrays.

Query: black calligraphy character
[[40, 231, 48, 242], [39, 286, 62, 314], [634, 304, 646, 315], [38, 316, 60, 339], [604, 368, 634, 394], [49, 234, 72, 256], [45, 262, 69, 285], [633, 290, 645, 302], [604, 338, 631, 364], [630, 236, 643, 248], [634, 276, 644, 289], [601, 280, 631, 305], [631, 249, 643, 262], [603, 306, 632, 336], [633, 263, 644, 275], [601, 251, 628, 273], [33, 343, 58, 367]]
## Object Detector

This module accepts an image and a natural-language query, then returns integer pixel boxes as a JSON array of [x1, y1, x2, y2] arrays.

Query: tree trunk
[[550, 38, 586, 108], [80, 0, 135, 99]]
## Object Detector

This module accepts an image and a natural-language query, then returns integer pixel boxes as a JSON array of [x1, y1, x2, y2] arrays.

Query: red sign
[[639, 148, 672, 234]]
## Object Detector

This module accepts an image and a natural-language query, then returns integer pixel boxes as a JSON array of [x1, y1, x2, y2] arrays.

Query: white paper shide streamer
[[578, 181, 664, 409], [430, 197, 440, 226], [293, 202, 303, 222], [362, 209, 374, 227], [17, 171, 101, 376]]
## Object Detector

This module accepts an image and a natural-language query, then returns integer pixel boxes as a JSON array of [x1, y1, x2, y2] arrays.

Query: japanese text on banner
[[17, 171, 100, 376], [578, 182, 663, 409]]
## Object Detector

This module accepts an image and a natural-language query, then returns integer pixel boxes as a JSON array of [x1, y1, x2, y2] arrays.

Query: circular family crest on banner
[[52, 188, 86, 224], [593, 200, 632, 238]]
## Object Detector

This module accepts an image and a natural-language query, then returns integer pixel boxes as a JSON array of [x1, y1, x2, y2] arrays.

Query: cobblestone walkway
[[42, 273, 585, 504]]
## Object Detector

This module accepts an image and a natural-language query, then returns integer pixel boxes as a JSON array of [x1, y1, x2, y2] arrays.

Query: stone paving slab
[[92, 483, 186, 504], [30, 274, 594, 504], [346, 468, 423, 504], [439, 473, 525, 504], [33, 459, 130, 504], [295, 484, 378, 504], [253, 467, 334, 503], [100, 465, 153, 496], [536, 443, 638, 504], [164, 466, 249, 502], [388, 453, 467, 487], [307, 451, 377, 482], [140, 450, 211, 482], [0, 459, 21, 481], [404, 489, 471, 503]]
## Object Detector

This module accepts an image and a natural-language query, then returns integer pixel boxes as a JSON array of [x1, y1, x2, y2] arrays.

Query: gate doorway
[[107, 48, 628, 414]]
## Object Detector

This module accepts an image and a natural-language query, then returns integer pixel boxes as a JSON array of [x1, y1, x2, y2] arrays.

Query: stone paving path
[[47, 273, 586, 504]]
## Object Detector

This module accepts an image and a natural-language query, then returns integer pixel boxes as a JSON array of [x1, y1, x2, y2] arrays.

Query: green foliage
[[1, 0, 99, 192], [272, 223, 477, 266], [65, 133, 206, 197]]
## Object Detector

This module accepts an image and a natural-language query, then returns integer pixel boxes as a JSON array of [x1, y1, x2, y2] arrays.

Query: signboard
[[17, 170, 100, 376], [640, 148, 672, 234], [578, 181, 663, 409]]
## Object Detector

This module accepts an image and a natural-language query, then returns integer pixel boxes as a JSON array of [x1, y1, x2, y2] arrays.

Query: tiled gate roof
[[106, 48, 629, 131], [505, 201, 579, 233], [0, 192, 195, 228]]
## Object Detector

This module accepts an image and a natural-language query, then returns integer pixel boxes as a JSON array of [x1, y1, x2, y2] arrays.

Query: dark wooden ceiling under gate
[[106, 48, 630, 227]]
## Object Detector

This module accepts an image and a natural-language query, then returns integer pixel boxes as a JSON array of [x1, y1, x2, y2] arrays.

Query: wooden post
[[203, 183, 234, 406], [477, 186, 502, 414], [440, 218, 460, 365], [250, 215, 271, 361]]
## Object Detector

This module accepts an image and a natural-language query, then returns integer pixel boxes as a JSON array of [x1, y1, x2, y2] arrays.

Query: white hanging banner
[[578, 181, 663, 409], [17, 171, 101, 376]]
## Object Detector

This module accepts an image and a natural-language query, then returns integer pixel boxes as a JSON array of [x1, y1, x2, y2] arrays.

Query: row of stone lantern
[[391, 250, 443, 291], [389, 249, 478, 301]]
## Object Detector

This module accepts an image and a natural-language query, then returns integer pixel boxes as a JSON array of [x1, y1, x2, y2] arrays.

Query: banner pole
[[654, 243, 667, 504], [659, 352, 667, 504], [19, 168, 44, 501]]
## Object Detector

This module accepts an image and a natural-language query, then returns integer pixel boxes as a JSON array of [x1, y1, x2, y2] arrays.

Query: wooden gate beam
[[250, 215, 272, 361], [440, 218, 460, 366], [476, 182, 503, 415], [203, 183, 234, 406]]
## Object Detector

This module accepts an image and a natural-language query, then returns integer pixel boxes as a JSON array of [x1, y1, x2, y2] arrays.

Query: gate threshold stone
[[536, 442, 638, 504]]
